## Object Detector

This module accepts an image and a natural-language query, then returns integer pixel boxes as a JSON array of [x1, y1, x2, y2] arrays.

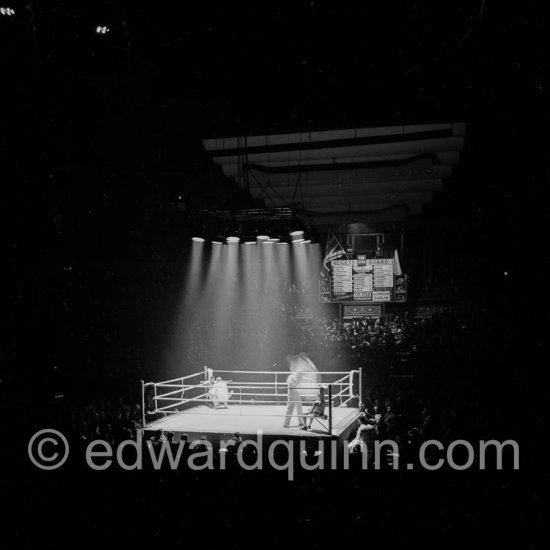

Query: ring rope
[[144, 367, 360, 435]]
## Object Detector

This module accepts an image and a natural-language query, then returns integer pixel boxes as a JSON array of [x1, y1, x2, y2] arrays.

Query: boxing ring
[[139, 366, 364, 443]]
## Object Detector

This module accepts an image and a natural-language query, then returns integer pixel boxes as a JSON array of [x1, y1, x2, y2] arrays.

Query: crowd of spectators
[[305, 306, 516, 453], [54, 397, 143, 446], [346, 378, 510, 467], [296, 304, 505, 377]]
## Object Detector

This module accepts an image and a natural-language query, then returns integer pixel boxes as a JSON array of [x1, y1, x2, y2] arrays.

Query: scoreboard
[[330, 257, 404, 302]]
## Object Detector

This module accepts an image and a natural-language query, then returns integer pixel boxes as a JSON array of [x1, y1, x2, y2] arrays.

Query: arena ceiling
[[203, 122, 465, 227]]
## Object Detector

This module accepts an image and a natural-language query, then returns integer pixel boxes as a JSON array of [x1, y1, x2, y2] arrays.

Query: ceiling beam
[[212, 136, 464, 165], [247, 179, 443, 197]]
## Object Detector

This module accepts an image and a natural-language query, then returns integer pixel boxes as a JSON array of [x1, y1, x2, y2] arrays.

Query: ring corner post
[[328, 384, 333, 435], [358, 367, 363, 410]]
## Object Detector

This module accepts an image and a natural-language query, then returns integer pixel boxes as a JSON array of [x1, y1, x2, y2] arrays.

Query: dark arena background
[[1, 2, 547, 548]]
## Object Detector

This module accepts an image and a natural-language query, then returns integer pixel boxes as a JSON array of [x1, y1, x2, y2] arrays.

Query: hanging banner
[[343, 304, 382, 318]]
